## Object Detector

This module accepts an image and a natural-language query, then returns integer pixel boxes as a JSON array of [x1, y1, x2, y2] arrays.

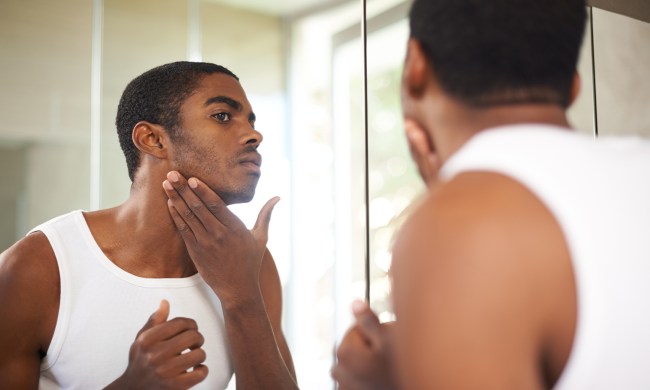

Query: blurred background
[[1, 0, 649, 388]]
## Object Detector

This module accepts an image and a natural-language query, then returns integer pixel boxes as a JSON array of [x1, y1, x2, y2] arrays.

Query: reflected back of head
[[116, 61, 239, 181]]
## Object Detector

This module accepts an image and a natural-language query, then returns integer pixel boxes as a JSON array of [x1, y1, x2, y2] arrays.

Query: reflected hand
[[109, 300, 208, 389], [404, 119, 440, 186], [332, 300, 398, 390], [162, 171, 279, 307]]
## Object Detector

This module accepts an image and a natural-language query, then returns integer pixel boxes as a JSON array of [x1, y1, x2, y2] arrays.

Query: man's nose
[[242, 127, 263, 148]]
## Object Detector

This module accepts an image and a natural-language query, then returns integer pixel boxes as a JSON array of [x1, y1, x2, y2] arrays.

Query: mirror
[[1, 0, 648, 388]]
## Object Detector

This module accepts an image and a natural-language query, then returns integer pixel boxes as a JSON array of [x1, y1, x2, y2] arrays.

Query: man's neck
[[426, 100, 572, 164], [84, 179, 197, 279]]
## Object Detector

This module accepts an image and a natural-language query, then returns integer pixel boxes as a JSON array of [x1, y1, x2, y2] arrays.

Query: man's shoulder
[[393, 169, 576, 387], [0, 232, 61, 376], [394, 170, 569, 272], [1, 210, 86, 277], [0, 231, 59, 289], [414, 171, 548, 232]]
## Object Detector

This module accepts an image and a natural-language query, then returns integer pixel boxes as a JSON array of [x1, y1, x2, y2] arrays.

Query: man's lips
[[239, 153, 261, 167], [238, 153, 262, 174]]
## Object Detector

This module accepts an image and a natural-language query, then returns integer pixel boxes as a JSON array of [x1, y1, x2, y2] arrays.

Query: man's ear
[[132, 121, 169, 160], [568, 71, 581, 107], [403, 38, 430, 99]]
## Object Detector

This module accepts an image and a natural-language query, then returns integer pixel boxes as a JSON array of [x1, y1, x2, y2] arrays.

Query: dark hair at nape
[[115, 61, 238, 182], [409, 0, 587, 108]]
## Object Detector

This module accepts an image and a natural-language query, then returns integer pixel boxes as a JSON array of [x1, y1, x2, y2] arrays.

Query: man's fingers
[[404, 119, 439, 185], [174, 364, 209, 389], [154, 327, 206, 361], [252, 196, 280, 243], [139, 316, 201, 351], [182, 174, 241, 229], [405, 122, 432, 166], [331, 364, 365, 390], [138, 300, 170, 336], [167, 199, 198, 243], [163, 173, 209, 235], [159, 347, 207, 376], [351, 299, 383, 348]]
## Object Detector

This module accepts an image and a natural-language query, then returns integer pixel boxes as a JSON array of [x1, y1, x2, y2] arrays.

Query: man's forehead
[[197, 73, 245, 95], [189, 73, 252, 108]]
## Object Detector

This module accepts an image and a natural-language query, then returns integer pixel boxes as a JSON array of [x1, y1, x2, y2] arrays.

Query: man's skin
[[0, 72, 297, 388], [332, 38, 580, 389]]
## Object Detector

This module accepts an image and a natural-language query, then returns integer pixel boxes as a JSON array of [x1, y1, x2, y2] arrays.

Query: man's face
[[170, 73, 262, 205]]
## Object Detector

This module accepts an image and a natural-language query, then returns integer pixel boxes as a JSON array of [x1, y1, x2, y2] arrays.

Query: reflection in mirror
[[2, 0, 649, 388], [0, 0, 92, 249], [0, 0, 395, 388], [100, 1, 303, 388], [1, 0, 294, 388]]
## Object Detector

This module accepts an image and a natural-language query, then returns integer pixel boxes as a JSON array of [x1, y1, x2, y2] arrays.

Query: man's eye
[[213, 112, 231, 121]]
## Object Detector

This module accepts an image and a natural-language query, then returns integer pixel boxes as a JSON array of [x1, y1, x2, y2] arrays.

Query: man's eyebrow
[[204, 96, 242, 111]]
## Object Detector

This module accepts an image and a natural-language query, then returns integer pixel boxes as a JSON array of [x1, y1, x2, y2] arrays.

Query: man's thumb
[[153, 299, 170, 323], [252, 196, 280, 242], [139, 299, 170, 335], [352, 299, 382, 347]]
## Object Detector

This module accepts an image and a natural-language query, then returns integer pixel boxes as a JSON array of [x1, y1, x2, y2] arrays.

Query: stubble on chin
[[208, 177, 259, 206], [174, 147, 260, 205]]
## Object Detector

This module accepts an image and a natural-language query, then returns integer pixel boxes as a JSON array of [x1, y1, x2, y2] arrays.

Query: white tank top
[[440, 124, 650, 389], [33, 210, 233, 389]]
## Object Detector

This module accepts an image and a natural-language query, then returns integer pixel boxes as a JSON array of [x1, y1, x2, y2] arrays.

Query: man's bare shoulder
[[397, 170, 563, 251], [0, 231, 60, 386], [393, 170, 572, 296], [0, 231, 59, 288], [0, 232, 60, 344], [391, 171, 575, 388]]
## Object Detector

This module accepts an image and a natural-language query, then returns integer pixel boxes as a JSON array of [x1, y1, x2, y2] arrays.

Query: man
[[333, 0, 650, 389], [0, 62, 297, 389]]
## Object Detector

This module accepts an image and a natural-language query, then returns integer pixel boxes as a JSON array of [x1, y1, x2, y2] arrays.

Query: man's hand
[[163, 171, 298, 389], [332, 300, 398, 390], [404, 119, 440, 186], [108, 300, 208, 389], [162, 171, 279, 307]]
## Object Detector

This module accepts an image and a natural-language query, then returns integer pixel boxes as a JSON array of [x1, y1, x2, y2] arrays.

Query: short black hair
[[116, 61, 238, 181], [409, 0, 587, 108]]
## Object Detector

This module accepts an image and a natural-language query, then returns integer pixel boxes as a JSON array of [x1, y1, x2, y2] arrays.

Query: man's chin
[[218, 188, 256, 206]]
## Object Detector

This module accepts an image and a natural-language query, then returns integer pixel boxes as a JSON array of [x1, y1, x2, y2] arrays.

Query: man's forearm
[[222, 296, 298, 389]]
